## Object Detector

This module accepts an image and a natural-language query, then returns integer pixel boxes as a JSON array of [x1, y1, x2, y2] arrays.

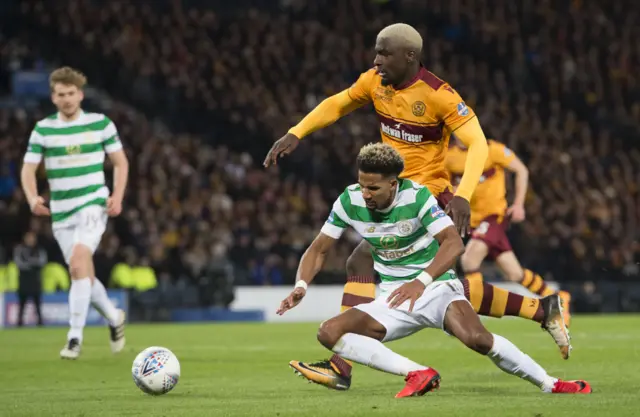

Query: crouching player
[[277, 143, 590, 397]]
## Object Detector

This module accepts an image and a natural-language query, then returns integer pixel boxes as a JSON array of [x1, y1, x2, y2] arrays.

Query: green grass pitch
[[1, 315, 639, 417]]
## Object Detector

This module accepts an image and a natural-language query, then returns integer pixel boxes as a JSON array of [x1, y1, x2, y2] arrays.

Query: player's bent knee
[[496, 252, 524, 282], [317, 319, 345, 350], [68, 261, 87, 280], [69, 245, 92, 279], [460, 251, 481, 272], [461, 239, 488, 272]]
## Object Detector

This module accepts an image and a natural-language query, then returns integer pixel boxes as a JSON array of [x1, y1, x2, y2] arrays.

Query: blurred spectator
[[13, 230, 46, 326]]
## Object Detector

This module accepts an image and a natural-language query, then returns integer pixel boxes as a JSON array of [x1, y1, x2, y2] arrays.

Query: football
[[131, 346, 181, 395]]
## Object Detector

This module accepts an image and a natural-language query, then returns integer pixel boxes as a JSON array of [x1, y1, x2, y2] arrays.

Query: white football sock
[[90, 278, 120, 326], [67, 277, 92, 343], [488, 333, 558, 391], [332, 333, 428, 376]]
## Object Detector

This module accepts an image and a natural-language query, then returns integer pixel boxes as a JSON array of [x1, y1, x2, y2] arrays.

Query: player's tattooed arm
[[276, 233, 337, 315]]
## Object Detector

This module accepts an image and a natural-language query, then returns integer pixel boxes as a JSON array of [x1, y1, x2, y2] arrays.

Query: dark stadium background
[[1, 0, 639, 320]]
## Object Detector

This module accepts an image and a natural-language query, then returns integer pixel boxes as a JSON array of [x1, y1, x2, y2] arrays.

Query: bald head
[[377, 23, 423, 55]]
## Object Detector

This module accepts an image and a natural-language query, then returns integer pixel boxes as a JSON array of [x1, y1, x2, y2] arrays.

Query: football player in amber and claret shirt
[[264, 23, 570, 391]]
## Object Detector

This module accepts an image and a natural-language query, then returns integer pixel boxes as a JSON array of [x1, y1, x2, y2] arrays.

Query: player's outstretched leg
[[496, 251, 572, 327], [314, 308, 440, 398], [290, 240, 376, 390], [444, 299, 590, 394], [90, 278, 126, 353], [60, 244, 94, 360], [461, 278, 572, 359], [461, 237, 572, 358]]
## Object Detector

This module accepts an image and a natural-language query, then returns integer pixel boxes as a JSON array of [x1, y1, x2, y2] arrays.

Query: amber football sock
[[463, 279, 544, 323], [521, 269, 555, 297]]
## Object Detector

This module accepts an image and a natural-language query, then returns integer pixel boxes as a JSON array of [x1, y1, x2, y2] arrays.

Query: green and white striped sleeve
[[23, 128, 44, 164], [102, 116, 123, 154], [320, 196, 351, 239], [417, 189, 454, 236]]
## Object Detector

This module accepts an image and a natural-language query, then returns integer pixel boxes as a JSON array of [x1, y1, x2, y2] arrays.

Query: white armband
[[415, 271, 433, 287], [294, 280, 308, 290]]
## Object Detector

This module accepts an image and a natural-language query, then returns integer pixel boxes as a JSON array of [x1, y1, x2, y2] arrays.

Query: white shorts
[[52, 205, 108, 265], [355, 279, 468, 342]]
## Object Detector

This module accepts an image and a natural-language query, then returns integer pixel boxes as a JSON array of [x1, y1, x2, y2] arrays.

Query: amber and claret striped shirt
[[447, 140, 517, 228], [289, 66, 488, 201]]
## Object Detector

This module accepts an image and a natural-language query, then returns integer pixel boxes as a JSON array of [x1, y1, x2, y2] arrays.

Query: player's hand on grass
[[29, 196, 50, 216], [263, 133, 300, 167], [445, 196, 471, 237], [387, 280, 426, 312], [276, 287, 306, 315], [107, 196, 123, 217], [507, 203, 525, 223]]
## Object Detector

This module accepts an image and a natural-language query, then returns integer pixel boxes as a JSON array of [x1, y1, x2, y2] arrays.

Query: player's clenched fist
[[276, 287, 306, 315], [29, 196, 50, 216], [263, 133, 300, 167], [107, 196, 123, 217], [507, 203, 526, 223]]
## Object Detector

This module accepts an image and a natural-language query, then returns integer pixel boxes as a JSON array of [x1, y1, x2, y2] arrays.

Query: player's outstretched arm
[[276, 232, 337, 315], [106, 149, 129, 217], [20, 162, 49, 216], [446, 118, 489, 236], [263, 90, 363, 167], [388, 226, 464, 311]]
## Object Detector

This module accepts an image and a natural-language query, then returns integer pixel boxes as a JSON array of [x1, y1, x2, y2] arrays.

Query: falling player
[[276, 143, 591, 397], [20, 67, 127, 359], [447, 137, 572, 335], [264, 23, 570, 388]]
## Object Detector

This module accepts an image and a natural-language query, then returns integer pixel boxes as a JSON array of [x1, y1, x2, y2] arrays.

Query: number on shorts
[[82, 212, 101, 230]]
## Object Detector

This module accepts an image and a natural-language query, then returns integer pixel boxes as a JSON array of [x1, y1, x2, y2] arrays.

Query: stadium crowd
[[1, 0, 639, 305]]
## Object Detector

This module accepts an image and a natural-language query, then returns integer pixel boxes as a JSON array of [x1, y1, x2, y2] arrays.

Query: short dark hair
[[356, 143, 405, 177]]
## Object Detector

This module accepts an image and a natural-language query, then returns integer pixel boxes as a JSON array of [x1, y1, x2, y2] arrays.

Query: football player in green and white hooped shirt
[[21, 67, 128, 360], [277, 143, 591, 397]]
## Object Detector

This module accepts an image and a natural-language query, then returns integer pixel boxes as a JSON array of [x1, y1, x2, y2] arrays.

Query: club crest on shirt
[[412, 101, 426, 116], [457, 102, 469, 117], [397, 221, 414, 236]]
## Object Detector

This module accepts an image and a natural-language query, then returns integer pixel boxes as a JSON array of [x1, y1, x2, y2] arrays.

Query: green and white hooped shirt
[[321, 179, 457, 283], [24, 111, 122, 228]]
